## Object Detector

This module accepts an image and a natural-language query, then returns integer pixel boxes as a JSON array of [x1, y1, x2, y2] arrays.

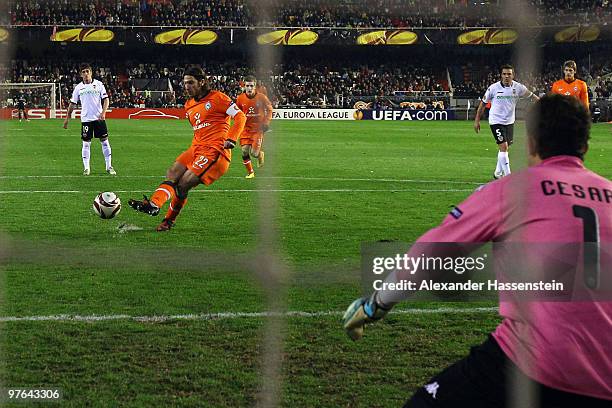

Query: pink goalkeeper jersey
[[381, 155, 612, 399]]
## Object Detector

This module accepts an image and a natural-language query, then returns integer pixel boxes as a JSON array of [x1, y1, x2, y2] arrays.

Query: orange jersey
[[551, 79, 589, 108], [236, 92, 273, 135], [184, 90, 240, 153]]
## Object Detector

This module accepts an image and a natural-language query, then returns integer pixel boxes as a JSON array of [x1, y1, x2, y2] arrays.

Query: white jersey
[[70, 79, 108, 123], [482, 80, 529, 125]]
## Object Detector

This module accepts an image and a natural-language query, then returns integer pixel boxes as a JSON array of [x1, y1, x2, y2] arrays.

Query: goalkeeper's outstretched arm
[[343, 179, 501, 340]]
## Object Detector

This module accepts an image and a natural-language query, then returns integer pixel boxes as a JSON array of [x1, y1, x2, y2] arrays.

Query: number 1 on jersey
[[572, 205, 600, 290]]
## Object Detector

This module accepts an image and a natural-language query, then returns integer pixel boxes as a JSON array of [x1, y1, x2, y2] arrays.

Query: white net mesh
[[0, 82, 58, 117]]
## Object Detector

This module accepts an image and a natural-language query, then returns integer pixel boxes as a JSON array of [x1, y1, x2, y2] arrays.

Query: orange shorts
[[176, 145, 230, 186], [239, 132, 264, 151]]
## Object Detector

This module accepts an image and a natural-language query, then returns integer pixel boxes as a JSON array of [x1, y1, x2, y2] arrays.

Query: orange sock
[[164, 196, 188, 222], [150, 181, 176, 208], [243, 159, 254, 174]]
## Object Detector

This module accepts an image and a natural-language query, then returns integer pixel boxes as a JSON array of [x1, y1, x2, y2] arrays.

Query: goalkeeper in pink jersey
[[344, 94, 611, 407]]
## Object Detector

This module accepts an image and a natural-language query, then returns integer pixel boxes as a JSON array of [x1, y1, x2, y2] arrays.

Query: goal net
[[0, 82, 58, 118]]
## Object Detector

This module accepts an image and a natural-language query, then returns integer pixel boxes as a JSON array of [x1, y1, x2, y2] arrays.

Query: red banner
[[0, 108, 186, 120]]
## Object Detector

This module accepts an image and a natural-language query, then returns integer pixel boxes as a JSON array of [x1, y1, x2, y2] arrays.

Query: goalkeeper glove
[[342, 292, 391, 341], [260, 123, 270, 133], [223, 139, 236, 149]]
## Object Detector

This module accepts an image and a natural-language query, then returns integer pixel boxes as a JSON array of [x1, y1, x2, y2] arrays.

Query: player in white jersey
[[474, 64, 539, 179], [63, 63, 116, 176]]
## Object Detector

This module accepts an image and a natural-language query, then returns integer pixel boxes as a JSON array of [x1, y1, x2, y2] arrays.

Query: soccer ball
[[93, 192, 122, 219]]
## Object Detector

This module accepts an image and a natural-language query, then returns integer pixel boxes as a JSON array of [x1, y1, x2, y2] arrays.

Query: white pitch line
[[251, 176, 484, 185], [0, 175, 484, 185], [0, 190, 81, 194], [0, 188, 474, 194], [0, 307, 498, 323]]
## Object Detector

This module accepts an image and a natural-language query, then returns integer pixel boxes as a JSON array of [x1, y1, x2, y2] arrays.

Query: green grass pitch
[[0, 119, 610, 406]]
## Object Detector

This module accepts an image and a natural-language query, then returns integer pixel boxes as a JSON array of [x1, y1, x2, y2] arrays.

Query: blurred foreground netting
[[2, 0, 611, 406]]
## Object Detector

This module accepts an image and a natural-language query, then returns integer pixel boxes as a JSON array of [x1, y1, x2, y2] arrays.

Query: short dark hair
[[244, 75, 256, 83], [500, 64, 514, 72], [563, 60, 577, 72], [79, 63, 92, 72], [184, 65, 206, 80], [526, 94, 590, 160]]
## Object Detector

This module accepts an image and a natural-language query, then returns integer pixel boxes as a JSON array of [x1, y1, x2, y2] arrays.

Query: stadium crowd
[[3, 57, 610, 110], [6, 0, 611, 27], [1, 59, 448, 109], [453, 60, 612, 99]]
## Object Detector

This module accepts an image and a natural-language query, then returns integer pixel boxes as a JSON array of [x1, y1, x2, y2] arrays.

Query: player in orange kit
[[551, 60, 589, 108], [128, 65, 246, 231], [235, 76, 273, 178]]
